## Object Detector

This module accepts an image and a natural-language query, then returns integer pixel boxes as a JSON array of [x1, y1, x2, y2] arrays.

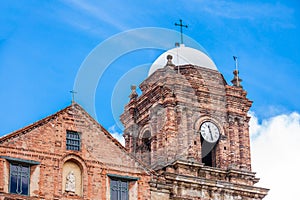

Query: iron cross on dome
[[175, 19, 188, 44]]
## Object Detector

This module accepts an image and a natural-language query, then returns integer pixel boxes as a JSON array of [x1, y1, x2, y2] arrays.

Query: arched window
[[199, 121, 220, 167]]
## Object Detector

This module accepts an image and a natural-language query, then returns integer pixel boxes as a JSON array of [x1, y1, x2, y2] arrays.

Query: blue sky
[[1, 0, 299, 135], [0, 1, 300, 198]]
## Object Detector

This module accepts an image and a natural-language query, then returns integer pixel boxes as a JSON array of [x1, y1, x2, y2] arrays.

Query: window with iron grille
[[9, 163, 30, 195], [66, 130, 81, 151], [110, 178, 129, 200]]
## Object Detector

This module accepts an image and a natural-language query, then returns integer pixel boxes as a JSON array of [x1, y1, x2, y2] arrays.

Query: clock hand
[[208, 125, 213, 141]]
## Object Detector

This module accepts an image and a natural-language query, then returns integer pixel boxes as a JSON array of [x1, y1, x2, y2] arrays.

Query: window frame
[[9, 162, 30, 196], [108, 174, 139, 200], [110, 178, 129, 200], [0, 156, 39, 197], [66, 130, 81, 151]]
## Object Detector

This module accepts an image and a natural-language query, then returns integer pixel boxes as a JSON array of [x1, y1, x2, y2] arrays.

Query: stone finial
[[231, 70, 242, 88], [129, 85, 138, 100], [166, 55, 174, 66]]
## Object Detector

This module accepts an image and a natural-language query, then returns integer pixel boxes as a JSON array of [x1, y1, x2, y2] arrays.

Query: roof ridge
[[0, 102, 154, 174], [0, 103, 75, 142]]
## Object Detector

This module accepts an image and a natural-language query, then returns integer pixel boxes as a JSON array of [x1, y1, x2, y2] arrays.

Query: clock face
[[200, 121, 220, 143]]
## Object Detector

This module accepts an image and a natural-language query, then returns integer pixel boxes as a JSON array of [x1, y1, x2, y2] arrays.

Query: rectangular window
[[9, 163, 30, 196], [66, 130, 81, 151], [110, 178, 129, 200]]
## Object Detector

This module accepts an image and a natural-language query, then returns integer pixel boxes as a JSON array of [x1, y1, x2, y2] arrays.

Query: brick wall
[[121, 64, 252, 171], [0, 104, 151, 199]]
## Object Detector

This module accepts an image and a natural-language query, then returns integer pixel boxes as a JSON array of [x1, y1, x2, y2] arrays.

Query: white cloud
[[249, 112, 300, 200], [108, 125, 125, 146]]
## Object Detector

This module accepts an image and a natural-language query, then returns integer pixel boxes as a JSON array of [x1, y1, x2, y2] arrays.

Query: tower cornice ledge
[[151, 159, 268, 199], [164, 172, 268, 198]]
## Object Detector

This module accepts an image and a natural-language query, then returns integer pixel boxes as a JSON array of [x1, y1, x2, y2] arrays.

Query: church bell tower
[[120, 44, 268, 199]]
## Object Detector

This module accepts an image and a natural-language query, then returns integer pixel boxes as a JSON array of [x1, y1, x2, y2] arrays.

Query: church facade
[[0, 44, 268, 199], [0, 103, 151, 199]]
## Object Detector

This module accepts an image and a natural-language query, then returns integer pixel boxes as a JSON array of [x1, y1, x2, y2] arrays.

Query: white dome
[[148, 44, 217, 76]]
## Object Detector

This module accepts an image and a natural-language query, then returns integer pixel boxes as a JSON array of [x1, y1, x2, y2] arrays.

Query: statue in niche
[[65, 171, 76, 192]]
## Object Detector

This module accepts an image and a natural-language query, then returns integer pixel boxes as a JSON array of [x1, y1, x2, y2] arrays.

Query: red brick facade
[[0, 104, 151, 200]]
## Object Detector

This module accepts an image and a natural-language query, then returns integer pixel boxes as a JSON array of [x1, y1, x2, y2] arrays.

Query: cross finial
[[70, 90, 77, 103], [175, 19, 188, 44], [233, 56, 238, 71]]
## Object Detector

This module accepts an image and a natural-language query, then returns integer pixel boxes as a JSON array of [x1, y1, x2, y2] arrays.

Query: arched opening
[[140, 130, 151, 166], [201, 135, 217, 167], [198, 120, 220, 167], [201, 148, 214, 167], [62, 160, 82, 196]]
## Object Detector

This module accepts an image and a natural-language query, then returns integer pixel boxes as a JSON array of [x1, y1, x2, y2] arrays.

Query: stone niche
[[62, 160, 82, 196]]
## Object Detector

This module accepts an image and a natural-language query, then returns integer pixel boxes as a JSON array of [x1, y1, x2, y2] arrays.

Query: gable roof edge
[[0, 103, 155, 175], [0, 104, 73, 143]]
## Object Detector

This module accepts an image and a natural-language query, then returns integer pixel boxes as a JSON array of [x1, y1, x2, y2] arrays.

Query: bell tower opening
[[201, 135, 217, 167], [202, 149, 212, 167], [199, 121, 220, 167], [139, 130, 151, 166], [201, 146, 217, 167]]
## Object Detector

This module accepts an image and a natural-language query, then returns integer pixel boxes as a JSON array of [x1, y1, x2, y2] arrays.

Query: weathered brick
[[121, 62, 268, 199], [0, 104, 151, 200]]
